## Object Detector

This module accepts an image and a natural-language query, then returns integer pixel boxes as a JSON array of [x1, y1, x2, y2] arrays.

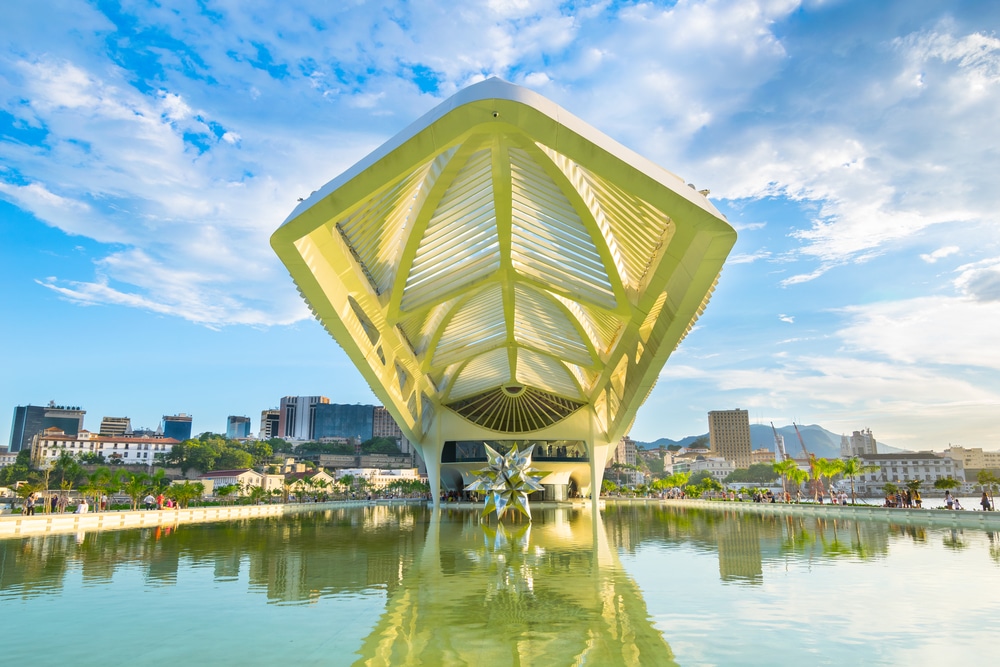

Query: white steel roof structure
[[272, 79, 736, 506]]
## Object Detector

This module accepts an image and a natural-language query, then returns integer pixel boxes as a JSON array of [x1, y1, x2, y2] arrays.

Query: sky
[[2, 0, 999, 451]]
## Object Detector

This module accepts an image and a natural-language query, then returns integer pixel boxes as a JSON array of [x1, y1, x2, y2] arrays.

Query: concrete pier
[[0, 500, 389, 538], [606, 497, 1000, 530]]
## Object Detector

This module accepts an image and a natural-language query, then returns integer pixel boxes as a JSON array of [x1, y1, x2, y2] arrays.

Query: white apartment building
[[688, 456, 735, 482], [664, 449, 706, 475], [859, 452, 963, 492], [335, 467, 422, 490], [31, 429, 179, 467], [196, 469, 284, 495]]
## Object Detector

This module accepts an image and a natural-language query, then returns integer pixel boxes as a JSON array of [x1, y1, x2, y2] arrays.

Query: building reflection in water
[[3, 503, 1000, 662], [354, 507, 676, 666]]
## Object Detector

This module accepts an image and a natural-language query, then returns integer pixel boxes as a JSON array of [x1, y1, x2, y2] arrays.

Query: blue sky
[[2, 0, 999, 451]]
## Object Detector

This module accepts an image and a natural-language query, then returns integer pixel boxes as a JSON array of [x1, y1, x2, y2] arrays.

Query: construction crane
[[770, 422, 787, 463], [793, 422, 824, 499]]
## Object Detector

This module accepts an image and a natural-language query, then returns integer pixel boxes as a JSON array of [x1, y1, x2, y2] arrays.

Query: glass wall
[[442, 440, 588, 463]]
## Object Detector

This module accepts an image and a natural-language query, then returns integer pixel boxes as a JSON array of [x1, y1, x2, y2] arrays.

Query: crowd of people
[[884, 489, 922, 508]]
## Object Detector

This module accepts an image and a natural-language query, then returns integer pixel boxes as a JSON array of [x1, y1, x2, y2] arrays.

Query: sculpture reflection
[[354, 506, 676, 666]]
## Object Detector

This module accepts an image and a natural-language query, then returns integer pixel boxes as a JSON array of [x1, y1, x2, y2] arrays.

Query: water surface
[[2, 503, 996, 665]]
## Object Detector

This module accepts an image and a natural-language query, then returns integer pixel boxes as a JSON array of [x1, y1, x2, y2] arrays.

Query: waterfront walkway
[[608, 497, 1000, 530], [5, 496, 998, 539], [0, 499, 410, 538]]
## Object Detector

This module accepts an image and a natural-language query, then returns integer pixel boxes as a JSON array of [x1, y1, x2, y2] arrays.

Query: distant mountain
[[636, 424, 907, 457]]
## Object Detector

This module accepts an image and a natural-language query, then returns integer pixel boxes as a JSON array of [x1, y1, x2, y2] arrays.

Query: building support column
[[590, 449, 599, 514], [420, 438, 444, 509]]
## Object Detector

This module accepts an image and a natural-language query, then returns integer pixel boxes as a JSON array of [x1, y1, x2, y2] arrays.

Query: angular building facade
[[227, 416, 252, 440], [161, 414, 193, 442], [708, 409, 752, 469], [9, 403, 86, 453], [278, 396, 330, 440], [259, 409, 280, 440], [9, 405, 45, 453], [99, 416, 132, 437], [271, 79, 736, 506]]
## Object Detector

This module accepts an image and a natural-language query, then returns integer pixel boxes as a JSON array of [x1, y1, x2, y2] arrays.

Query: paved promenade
[[606, 497, 1000, 529], [4, 496, 998, 538], [0, 499, 397, 538]]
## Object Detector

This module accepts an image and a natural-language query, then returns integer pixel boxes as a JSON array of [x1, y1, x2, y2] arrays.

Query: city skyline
[[3, 1, 999, 451]]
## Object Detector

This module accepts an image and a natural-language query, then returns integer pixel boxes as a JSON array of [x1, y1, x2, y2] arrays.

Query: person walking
[[982, 491, 993, 512], [945, 490, 954, 510]]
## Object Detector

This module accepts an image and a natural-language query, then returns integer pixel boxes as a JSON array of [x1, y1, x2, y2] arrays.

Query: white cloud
[[729, 249, 772, 264], [698, 352, 1000, 447], [954, 258, 1000, 303], [778, 314, 794, 323], [838, 292, 1000, 370], [920, 245, 960, 263], [689, 20, 1000, 281], [37, 248, 309, 327], [2, 1, 999, 336]]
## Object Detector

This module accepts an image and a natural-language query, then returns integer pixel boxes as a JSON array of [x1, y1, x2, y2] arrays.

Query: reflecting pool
[[2, 503, 998, 665]]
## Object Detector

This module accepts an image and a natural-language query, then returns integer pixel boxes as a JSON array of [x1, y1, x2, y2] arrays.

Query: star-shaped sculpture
[[466, 443, 545, 522]]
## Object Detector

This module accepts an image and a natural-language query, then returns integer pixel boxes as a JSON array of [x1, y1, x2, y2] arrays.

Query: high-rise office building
[[313, 403, 374, 441], [227, 415, 252, 440], [162, 413, 193, 441], [708, 409, 752, 469], [9, 405, 44, 453], [99, 416, 132, 437], [278, 396, 330, 440], [259, 409, 280, 440], [43, 403, 86, 436], [9, 402, 85, 453]]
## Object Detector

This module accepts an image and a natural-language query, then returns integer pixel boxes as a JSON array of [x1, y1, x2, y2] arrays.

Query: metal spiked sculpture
[[466, 444, 545, 522]]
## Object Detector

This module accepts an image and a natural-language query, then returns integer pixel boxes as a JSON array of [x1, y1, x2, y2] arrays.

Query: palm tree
[[122, 472, 151, 511], [106, 467, 127, 509], [81, 467, 112, 512], [53, 451, 82, 489], [247, 485, 268, 505], [772, 459, 799, 498], [166, 481, 205, 508], [149, 468, 171, 495], [786, 467, 809, 501], [840, 457, 880, 504], [813, 458, 844, 502], [215, 484, 238, 505], [338, 474, 356, 498]]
